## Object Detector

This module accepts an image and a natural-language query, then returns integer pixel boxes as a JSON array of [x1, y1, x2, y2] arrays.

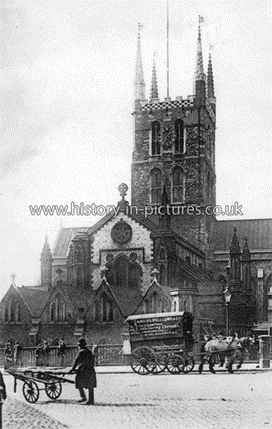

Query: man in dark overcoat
[[70, 338, 97, 405]]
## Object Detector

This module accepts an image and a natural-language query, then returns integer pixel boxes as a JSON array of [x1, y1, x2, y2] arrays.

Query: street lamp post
[[223, 287, 232, 336]]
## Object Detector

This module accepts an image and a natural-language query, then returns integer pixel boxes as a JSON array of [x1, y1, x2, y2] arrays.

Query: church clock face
[[111, 220, 132, 244]]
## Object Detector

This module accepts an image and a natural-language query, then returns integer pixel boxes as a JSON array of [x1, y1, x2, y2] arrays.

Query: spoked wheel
[[183, 355, 195, 373], [23, 381, 39, 403], [167, 354, 185, 374], [153, 352, 168, 374], [45, 381, 62, 400], [131, 346, 156, 375]]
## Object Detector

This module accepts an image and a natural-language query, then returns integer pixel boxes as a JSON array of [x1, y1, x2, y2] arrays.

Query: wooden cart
[[126, 311, 195, 375], [7, 367, 75, 403]]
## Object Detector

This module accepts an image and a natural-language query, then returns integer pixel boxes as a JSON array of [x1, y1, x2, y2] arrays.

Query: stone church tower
[[131, 23, 216, 253]]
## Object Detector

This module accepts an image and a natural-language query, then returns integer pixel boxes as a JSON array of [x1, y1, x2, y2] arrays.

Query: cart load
[[126, 311, 195, 375]]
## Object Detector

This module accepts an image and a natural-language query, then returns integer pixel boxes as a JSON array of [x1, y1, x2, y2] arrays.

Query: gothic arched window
[[160, 248, 166, 260], [172, 167, 184, 203], [114, 255, 129, 288], [9, 299, 14, 322], [15, 303, 20, 322], [77, 245, 82, 262], [150, 168, 162, 204], [129, 263, 142, 288], [55, 297, 59, 321], [94, 301, 101, 321], [61, 303, 66, 321], [77, 267, 83, 287], [101, 294, 114, 322], [151, 121, 161, 155], [174, 120, 184, 153], [160, 264, 166, 285], [3, 304, 8, 322], [50, 302, 55, 321], [150, 292, 162, 313]]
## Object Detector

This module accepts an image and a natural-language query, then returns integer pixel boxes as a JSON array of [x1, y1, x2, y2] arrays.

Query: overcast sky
[[0, 0, 271, 300]]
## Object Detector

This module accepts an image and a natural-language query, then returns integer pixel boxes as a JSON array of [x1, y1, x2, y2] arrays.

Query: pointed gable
[[136, 279, 171, 314], [94, 279, 142, 318], [16, 286, 49, 317]]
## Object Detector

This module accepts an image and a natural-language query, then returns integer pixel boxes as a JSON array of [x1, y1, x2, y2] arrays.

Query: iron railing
[[0, 342, 259, 368]]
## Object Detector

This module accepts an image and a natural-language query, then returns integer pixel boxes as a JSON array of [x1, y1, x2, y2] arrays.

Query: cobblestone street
[[2, 371, 272, 429]]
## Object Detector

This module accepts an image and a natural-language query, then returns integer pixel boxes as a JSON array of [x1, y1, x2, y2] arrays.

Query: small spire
[[194, 18, 205, 92], [134, 23, 145, 101], [195, 23, 205, 80], [242, 237, 251, 262], [41, 235, 52, 259], [42, 235, 50, 251], [207, 49, 215, 99], [150, 53, 159, 102], [230, 227, 241, 255]]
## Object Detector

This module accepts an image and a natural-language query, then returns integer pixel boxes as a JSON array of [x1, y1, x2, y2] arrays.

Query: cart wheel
[[131, 346, 156, 375], [183, 356, 195, 373], [23, 381, 39, 403], [167, 354, 185, 374], [45, 381, 62, 400], [153, 352, 168, 374]]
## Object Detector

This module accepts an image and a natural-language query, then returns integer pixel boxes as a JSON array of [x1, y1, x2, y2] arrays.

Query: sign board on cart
[[126, 311, 192, 343]]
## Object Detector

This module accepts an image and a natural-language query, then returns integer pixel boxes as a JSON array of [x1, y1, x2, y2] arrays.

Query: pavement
[[1, 364, 272, 429], [2, 361, 272, 374]]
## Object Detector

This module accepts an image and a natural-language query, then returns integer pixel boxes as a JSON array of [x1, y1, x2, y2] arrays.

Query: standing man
[[70, 338, 97, 405], [4, 342, 14, 369], [57, 338, 67, 367], [14, 341, 23, 366]]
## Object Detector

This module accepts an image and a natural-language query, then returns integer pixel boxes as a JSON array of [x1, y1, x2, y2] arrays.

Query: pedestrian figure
[[70, 338, 97, 405], [57, 338, 67, 367], [35, 342, 43, 366], [43, 340, 50, 366], [14, 341, 23, 366], [4, 342, 14, 369], [217, 331, 226, 367]]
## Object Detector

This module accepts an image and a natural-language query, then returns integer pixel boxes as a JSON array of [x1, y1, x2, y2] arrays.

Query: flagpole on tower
[[167, 0, 169, 98]]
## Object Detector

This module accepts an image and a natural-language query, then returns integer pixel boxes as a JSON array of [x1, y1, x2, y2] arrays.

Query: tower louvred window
[[150, 168, 162, 204], [151, 121, 161, 155], [174, 120, 184, 153], [172, 167, 183, 203]]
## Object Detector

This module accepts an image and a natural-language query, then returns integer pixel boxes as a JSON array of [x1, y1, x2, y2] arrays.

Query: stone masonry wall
[[90, 213, 154, 291]]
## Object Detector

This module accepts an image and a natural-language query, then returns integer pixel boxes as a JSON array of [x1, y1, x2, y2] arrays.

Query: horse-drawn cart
[[7, 367, 75, 403], [126, 311, 195, 375]]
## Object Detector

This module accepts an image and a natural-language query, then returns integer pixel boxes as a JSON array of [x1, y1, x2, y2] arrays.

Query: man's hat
[[78, 338, 86, 347]]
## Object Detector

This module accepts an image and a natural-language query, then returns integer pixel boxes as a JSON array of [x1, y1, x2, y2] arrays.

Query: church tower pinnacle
[[134, 23, 145, 101], [207, 50, 216, 112], [194, 23, 205, 82], [194, 18, 206, 107], [150, 53, 159, 102]]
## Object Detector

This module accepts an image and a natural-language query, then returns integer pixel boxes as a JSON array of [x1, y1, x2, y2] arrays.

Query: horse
[[226, 336, 255, 373], [198, 336, 255, 374]]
